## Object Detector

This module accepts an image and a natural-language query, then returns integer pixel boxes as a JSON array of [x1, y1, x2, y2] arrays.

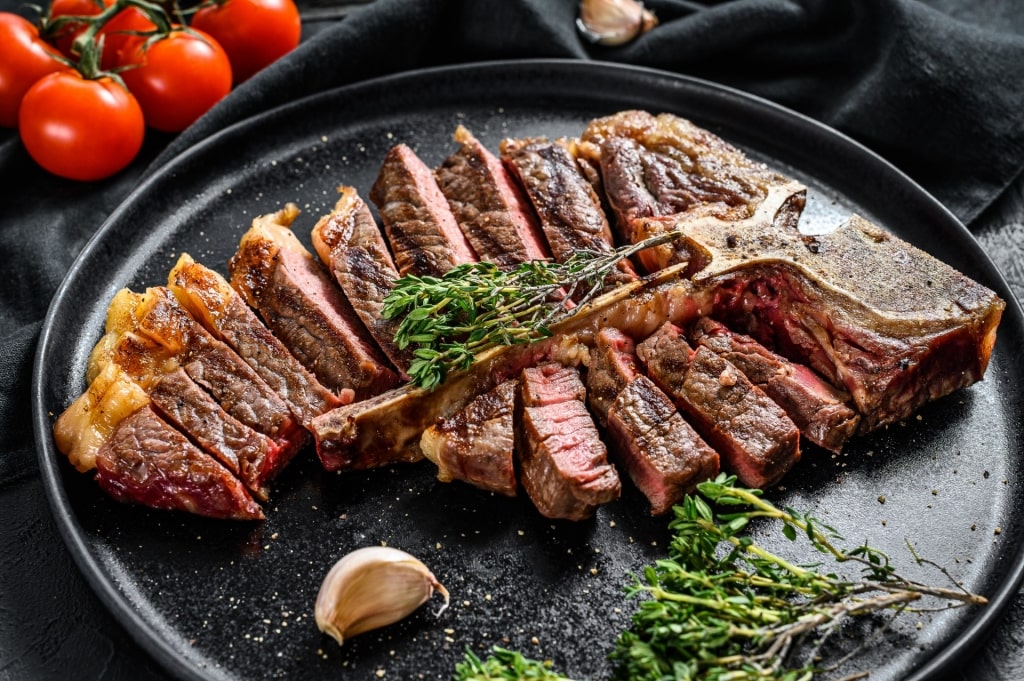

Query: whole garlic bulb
[[577, 0, 658, 47], [315, 546, 449, 645]]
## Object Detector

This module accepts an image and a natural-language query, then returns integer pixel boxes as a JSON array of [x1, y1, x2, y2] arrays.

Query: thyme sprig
[[454, 475, 986, 681], [382, 230, 687, 390]]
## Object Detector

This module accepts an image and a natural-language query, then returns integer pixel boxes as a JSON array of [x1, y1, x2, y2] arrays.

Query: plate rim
[[31, 58, 1024, 681]]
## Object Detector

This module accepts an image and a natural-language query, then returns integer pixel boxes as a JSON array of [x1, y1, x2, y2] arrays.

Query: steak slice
[[500, 136, 637, 285], [518, 363, 621, 520], [435, 126, 550, 266], [123, 287, 307, 470], [607, 375, 719, 515], [577, 110, 806, 272], [585, 327, 641, 426], [310, 186, 413, 373], [95, 405, 264, 521], [370, 143, 478, 277], [637, 322, 800, 489], [95, 327, 282, 501], [690, 317, 860, 452], [229, 205, 399, 399], [420, 378, 518, 497], [148, 367, 279, 501], [168, 253, 342, 426]]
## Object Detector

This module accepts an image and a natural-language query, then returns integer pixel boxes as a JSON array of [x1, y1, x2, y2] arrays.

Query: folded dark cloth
[[2, 0, 1022, 480]]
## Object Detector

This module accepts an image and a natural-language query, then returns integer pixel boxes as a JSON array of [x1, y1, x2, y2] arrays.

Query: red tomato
[[46, 0, 156, 68], [0, 12, 67, 128], [119, 28, 232, 132], [191, 0, 300, 83], [19, 70, 144, 181]]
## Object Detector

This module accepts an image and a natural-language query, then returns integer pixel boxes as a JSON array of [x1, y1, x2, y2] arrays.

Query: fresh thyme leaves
[[454, 475, 987, 681], [454, 647, 577, 681], [382, 229, 688, 390]]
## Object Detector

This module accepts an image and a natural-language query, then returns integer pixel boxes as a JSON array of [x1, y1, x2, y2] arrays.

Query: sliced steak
[[435, 126, 549, 266], [95, 405, 264, 521], [577, 110, 806, 272], [501, 136, 637, 286], [126, 287, 307, 471], [518, 363, 620, 520], [585, 327, 641, 426], [690, 317, 860, 452], [370, 143, 477, 277], [310, 186, 412, 373], [168, 254, 342, 426], [229, 205, 399, 399], [149, 367, 280, 501], [420, 378, 518, 497], [606, 375, 719, 515], [637, 322, 800, 489]]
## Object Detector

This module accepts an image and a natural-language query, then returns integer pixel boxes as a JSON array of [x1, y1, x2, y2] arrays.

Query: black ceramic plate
[[32, 61, 1024, 681]]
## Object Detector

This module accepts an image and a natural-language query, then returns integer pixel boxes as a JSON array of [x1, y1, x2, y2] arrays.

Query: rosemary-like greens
[[455, 475, 986, 681], [381, 230, 686, 390]]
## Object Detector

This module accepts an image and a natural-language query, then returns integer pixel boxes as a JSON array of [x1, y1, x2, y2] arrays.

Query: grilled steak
[[118, 287, 307, 464], [310, 186, 412, 373], [370, 143, 478, 277], [679, 214, 1005, 432], [606, 375, 719, 515], [691, 317, 860, 452], [434, 126, 549, 266], [93, 328, 282, 501], [420, 378, 518, 497], [95, 405, 264, 521], [585, 326, 641, 426], [229, 205, 399, 399], [577, 110, 806, 272], [168, 254, 342, 426], [638, 322, 800, 489], [501, 136, 637, 285], [518, 363, 620, 520]]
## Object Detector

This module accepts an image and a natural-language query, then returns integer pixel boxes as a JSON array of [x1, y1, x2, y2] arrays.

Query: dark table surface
[[1, 1, 1023, 680]]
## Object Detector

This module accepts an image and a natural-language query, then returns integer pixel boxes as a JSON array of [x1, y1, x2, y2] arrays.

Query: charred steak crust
[[606, 375, 719, 515], [95, 405, 264, 521], [518, 363, 621, 520], [435, 126, 549, 267], [501, 136, 637, 285], [585, 327, 641, 426], [420, 378, 518, 497], [638, 322, 801, 489], [311, 186, 413, 373], [370, 143, 478, 277], [168, 254, 341, 427], [228, 205, 399, 400], [690, 317, 860, 452]]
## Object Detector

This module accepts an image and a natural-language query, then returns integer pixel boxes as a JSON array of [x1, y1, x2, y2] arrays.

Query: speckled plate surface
[[32, 61, 1024, 681]]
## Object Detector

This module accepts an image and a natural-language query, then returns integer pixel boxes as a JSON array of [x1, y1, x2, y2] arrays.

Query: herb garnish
[[455, 475, 986, 681], [382, 230, 687, 390]]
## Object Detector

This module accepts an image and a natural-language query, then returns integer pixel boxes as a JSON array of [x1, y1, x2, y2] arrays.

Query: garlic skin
[[315, 546, 450, 645], [577, 0, 658, 46]]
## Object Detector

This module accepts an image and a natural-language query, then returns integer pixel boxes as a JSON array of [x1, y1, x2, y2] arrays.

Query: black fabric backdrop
[[1, 0, 1022, 679]]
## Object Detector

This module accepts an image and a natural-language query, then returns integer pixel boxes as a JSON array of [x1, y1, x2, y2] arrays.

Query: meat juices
[[518, 363, 621, 520], [370, 143, 478, 277], [638, 322, 800, 489], [435, 126, 549, 266]]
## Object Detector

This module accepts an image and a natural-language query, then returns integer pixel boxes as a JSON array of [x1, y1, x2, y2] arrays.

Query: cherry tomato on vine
[[119, 27, 232, 132], [0, 12, 68, 128], [191, 0, 300, 83], [19, 70, 144, 180], [46, 0, 156, 68]]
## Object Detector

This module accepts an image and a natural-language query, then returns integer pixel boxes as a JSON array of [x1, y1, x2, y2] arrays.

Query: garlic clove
[[315, 546, 449, 645], [577, 0, 658, 47]]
